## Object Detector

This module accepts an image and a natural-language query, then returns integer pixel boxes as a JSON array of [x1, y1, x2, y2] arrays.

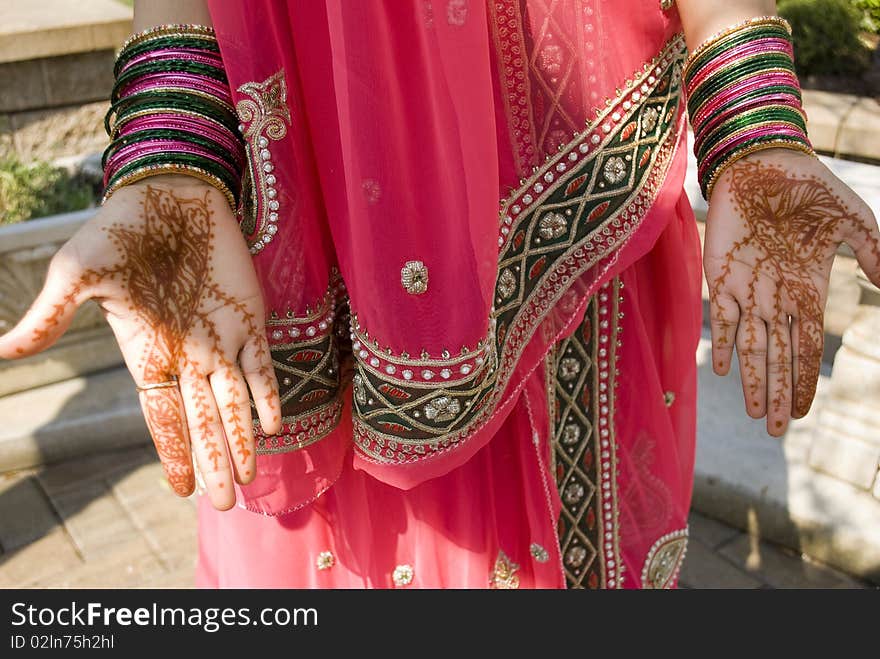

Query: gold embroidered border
[[253, 271, 350, 455], [553, 277, 624, 589]]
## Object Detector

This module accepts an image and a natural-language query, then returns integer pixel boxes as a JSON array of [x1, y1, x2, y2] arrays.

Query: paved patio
[[0, 446, 868, 589]]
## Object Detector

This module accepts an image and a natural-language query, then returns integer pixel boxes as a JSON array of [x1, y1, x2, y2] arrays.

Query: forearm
[[676, 0, 777, 49], [133, 0, 212, 31]]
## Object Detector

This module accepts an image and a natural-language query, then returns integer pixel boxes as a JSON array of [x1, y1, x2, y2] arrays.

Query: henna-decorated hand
[[0, 179, 282, 509], [704, 150, 880, 436]]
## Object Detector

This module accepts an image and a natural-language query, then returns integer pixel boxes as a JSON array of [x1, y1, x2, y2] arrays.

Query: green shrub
[[779, 0, 871, 75], [0, 157, 94, 225], [851, 0, 880, 32]]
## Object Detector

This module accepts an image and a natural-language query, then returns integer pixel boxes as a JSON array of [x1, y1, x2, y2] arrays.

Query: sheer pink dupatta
[[208, 1, 692, 513]]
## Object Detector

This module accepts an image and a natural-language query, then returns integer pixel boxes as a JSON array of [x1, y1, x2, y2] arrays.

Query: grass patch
[[0, 157, 95, 225]]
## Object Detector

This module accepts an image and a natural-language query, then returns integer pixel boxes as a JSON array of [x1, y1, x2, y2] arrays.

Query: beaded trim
[[235, 69, 292, 255], [352, 34, 687, 464], [641, 527, 689, 589], [553, 278, 624, 589], [253, 272, 349, 454]]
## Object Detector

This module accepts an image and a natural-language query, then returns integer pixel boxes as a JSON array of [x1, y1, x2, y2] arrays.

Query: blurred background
[[0, 0, 878, 589]]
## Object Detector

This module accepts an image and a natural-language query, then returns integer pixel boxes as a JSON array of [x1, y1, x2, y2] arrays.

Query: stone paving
[[0, 446, 870, 589]]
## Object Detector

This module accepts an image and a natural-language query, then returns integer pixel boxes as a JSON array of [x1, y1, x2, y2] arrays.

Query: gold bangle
[[102, 163, 238, 211], [118, 24, 217, 54], [705, 139, 816, 200]]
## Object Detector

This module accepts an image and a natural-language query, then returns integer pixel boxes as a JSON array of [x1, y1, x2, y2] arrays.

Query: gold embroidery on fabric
[[400, 260, 429, 295], [316, 551, 335, 570], [392, 564, 414, 587], [530, 543, 550, 563], [351, 35, 686, 465], [236, 69, 292, 255], [489, 550, 521, 589], [642, 528, 689, 589], [553, 278, 625, 589], [255, 271, 349, 455]]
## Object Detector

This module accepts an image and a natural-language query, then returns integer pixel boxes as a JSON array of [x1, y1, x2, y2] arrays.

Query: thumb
[[0, 253, 88, 359], [850, 207, 880, 290]]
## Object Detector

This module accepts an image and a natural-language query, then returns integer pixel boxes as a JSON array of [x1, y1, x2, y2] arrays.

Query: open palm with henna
[[704, 150, 880, 436], [0, 180, 281, 509]]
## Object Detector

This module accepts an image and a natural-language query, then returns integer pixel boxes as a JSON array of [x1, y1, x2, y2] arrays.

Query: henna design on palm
[[0, 183, 281, 507], [707, 156, 880, 431]]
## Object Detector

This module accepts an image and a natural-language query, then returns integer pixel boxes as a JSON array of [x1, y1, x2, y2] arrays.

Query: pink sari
[[197, 0, 701, 588]]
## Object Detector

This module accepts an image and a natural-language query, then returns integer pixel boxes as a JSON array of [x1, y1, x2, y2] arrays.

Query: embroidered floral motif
[[446, 0, 468, 26], [351, 37, 686, 466], [642, 528, 689, 589], [400, 260, 429, 295], [497, 269, 517, 299], [423, 396, 461, 422], [664, 391, 676, 407], [393, 564, 414, 587], [561, 423, 581, 445], [236, 69, 292, 255], [602, 156, 628, 185], [552, 279, 625, 589], [489, 551, 520, 589], [660, 0, 675, 10], [316, 551, 335, 570], [642, 106, 660, 134], [362, 178, 382, 204], [530, 543, 550, 563], [539, 212, 568, 240]]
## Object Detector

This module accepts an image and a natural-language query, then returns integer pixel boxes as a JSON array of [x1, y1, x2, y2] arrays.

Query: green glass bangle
[[697, 111, 808, 161], [112, 60, 229, 102], [686, 56, 796, 110], [103, 127, 241, 172], [684, 25, 792, 83], [106, 94, 240, 136], [108, 153, 240, 201], [115, 36, 222, 76], [688, 84, 801, 125]]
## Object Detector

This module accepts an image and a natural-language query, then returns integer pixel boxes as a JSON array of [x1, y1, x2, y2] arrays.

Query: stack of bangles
[[683, 15, 816, 200], [102, 24, 244, 211]]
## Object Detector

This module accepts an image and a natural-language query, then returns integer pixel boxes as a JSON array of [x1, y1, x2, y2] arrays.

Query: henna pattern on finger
[[711, 160, 880, 418]]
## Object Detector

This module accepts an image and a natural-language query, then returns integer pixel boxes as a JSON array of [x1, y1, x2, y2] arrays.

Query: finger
[[209, 364, 257, 485], [849, 208, 880, 288], [765, 314, 793, 437], [0, 256, 85, 359], [239, 332, 282, 435], [179, 374, 236, 510], [137, 384, 195, 497], [709, 291, 740, 375], [791, 314, 824, 419], [736, 313, 768, 418]]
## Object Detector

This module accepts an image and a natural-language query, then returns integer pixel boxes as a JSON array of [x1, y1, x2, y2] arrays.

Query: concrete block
[[0, 58, 48, 113], [837, 97, 880, 162], [0, 471, 59, 552], [0, 528, 82, 586], [0, 367, 151, 473], [717, 533, 865, 589], [0, 0, 132, 64], [678, 537, 764, 589]]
